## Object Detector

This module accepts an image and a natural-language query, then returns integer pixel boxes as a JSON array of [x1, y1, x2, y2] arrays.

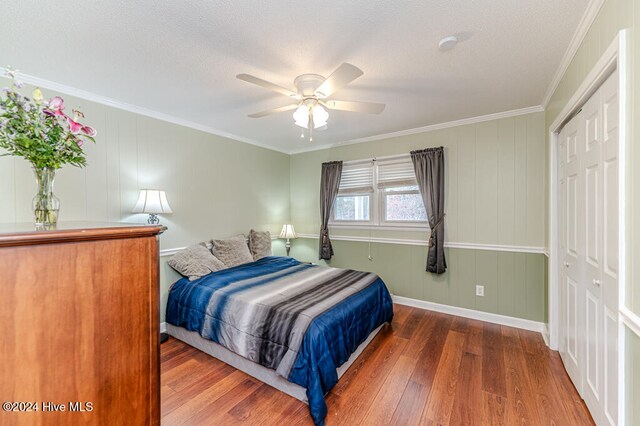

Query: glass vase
[[32, 167, 60, 226]]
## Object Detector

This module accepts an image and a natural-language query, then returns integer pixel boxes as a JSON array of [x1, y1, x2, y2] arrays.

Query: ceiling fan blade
[[237, 74, 300, 99], [314, 63, 364, 98], [323, 100, 385, 114], [247, 103, 299, 118]]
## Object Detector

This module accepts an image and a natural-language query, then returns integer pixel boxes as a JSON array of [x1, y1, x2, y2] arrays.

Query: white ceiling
[[0, 0, 589, 154]]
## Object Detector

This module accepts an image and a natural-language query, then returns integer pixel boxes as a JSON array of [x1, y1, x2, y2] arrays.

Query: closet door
[[600, 70, 619, 426], [560, 111, 584, 393], [581, 87, 603, 419], [558, 69, 619, 426]]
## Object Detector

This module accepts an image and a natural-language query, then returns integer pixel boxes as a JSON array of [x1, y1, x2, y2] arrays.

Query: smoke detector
[[438, 36, 458, 51]]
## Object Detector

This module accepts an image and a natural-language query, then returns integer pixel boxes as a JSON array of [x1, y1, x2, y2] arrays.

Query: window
[[333, 162, 373, 223], [334, 195, 370, 221], [331, 157, 429, 228], [377, 160, 427, 224], [382, 185, 427, 222]]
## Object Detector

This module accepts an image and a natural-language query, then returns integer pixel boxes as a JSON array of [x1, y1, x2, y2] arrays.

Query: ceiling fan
[[237, 63, 385, 140]]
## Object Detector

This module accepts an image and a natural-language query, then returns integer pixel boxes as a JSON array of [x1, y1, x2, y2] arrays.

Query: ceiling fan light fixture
[[293, 103, 329, 129], [293, 105, 309, 128], [312, 105, 329, 128]]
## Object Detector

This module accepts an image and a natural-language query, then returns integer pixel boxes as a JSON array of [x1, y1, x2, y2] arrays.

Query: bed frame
[[166, 323, 385, 403]]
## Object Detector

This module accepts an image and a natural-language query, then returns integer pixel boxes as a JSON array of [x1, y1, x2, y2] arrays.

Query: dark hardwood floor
[[161, 304, 594, 425]]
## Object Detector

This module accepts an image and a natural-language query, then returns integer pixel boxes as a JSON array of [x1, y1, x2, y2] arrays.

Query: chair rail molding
[[296, 233, 546, 255]]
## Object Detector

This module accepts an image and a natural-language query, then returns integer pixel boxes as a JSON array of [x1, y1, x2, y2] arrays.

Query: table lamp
[[132, 189, 173, 224], [279, 224, 297, 256]]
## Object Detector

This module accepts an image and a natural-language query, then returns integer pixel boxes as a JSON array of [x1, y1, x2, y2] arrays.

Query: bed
[[165, 256, 394, 425]]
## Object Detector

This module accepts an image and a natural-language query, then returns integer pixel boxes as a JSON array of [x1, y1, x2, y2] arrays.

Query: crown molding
[[0, 68, 290, 155], [2, 68, 548, 157], [3, 68, 546, 156], [288, 105, 544, 155], [541, 0, 607, 108]]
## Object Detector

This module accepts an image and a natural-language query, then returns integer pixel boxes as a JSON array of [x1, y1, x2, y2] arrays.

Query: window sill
[[329, 223, 430, 232]]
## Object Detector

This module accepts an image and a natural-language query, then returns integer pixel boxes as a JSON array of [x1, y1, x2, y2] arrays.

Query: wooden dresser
[[0, 222, 165, 425]]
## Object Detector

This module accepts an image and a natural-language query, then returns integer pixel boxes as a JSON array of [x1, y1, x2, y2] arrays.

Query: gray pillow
[[167, 243, 226, 281], [212, 235, 254, 268], [249, 229, 272, 260]]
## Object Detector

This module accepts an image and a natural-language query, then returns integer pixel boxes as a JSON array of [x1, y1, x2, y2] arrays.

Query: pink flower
[[47, 96, 65, 115], [66, 116, 83, 134], [76, 139, 84, 147], [81, 126, 97, 137]]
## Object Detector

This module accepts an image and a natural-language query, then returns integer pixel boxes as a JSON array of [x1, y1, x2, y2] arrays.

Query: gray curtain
[[411, 147, 446, 274], [319, 161, 343, 260]]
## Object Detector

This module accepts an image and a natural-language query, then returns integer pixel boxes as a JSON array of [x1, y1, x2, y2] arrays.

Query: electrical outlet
[[475, 285, 485, 297]]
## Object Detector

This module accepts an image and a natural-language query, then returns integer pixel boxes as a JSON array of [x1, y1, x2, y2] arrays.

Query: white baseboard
[[160, 322, 167, 333], [542, 323, 550, 347], [392, 295, 545, 334]]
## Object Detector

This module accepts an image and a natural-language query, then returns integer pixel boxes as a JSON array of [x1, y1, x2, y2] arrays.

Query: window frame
[[379, 185, 429, 227], [331, 192, 374, 224], [329, 158, 430, 231]]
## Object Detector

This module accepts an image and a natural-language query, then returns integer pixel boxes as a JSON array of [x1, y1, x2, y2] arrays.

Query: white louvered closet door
[[558, 69, 619, 426]]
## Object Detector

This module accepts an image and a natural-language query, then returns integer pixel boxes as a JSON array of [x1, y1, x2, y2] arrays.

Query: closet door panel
[[585, 289, 600, 400], [601, 70, 619, 426], [581, 91, 603, 418], [561, 117, 583, 390], [566, 275, 580, 366], [604, 306, 618, 425]]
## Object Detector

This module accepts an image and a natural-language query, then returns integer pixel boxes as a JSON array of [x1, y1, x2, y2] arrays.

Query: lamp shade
[[293, 106, 309, 128], [312, 105, 328, 128], [279, 224, 297, 239], [132, 189, 173, 214], [293, 104, 329, 129]]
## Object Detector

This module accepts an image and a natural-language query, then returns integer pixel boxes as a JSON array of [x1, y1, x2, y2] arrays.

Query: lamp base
[[147, 214, 160, 225], [285, 239, 291, 257]]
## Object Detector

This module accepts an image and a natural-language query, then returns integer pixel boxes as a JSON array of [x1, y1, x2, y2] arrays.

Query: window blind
[[338, 162, 374, 194], [377, 158, 417, 188]]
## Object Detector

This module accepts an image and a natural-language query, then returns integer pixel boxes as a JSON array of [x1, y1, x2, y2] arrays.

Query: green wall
[[292, 239, 546, 322], [290, 111, 547, 323], [0, 83, 291, 323], [543, 0, 639, 423]]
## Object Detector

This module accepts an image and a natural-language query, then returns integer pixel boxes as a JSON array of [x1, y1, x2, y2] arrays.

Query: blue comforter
[[166, 256, 393, 425]]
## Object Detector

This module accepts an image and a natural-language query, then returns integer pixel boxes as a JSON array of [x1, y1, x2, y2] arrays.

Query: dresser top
[[0, 222, 166, 247]]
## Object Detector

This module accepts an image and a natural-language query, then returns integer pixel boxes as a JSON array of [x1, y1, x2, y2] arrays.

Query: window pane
[[384, 185, 419, 192], [334, 195, 370, 221], [385, 193, 427, 221]]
